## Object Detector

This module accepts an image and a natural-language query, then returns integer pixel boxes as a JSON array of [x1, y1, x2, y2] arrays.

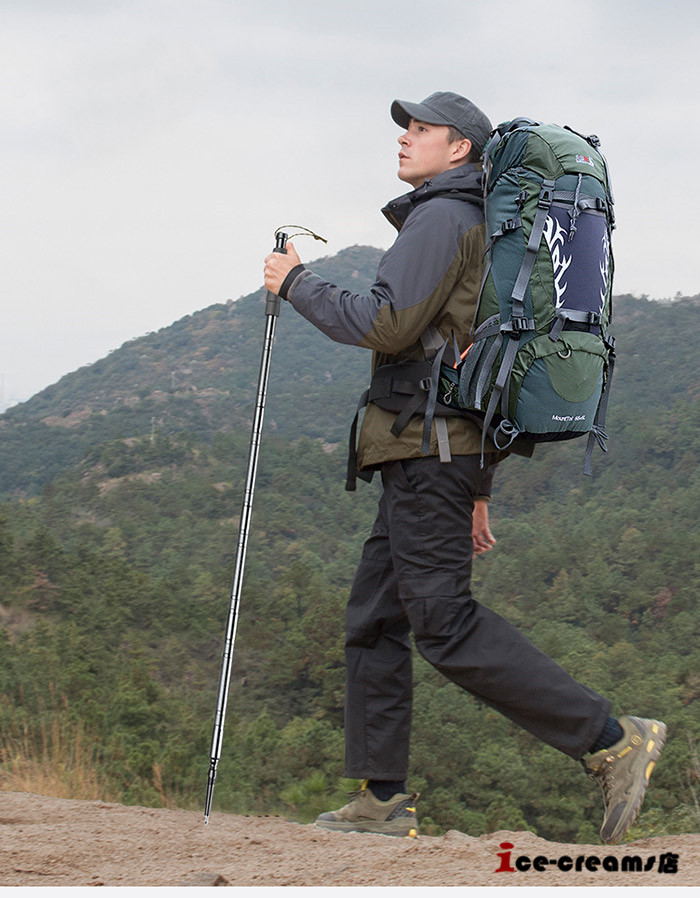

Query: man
[[264, 92, 665, 844]]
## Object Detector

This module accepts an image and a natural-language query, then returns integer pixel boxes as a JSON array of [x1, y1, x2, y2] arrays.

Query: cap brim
[[391, 99, 452, 130]]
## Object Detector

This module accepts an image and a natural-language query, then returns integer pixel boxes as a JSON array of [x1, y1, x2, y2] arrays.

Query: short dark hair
[[447, 125, 481, 163]]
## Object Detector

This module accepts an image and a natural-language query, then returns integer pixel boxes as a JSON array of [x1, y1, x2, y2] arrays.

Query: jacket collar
[[381, 163, 484, 231]]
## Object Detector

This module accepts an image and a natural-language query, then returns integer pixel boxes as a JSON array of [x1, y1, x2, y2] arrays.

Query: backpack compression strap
[[478, 178, 553, 455], [420, 325, 455, 463], [583, 334, 616, 475]]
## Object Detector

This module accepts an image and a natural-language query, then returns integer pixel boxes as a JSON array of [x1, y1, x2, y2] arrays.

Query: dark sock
[[589, 716, 624, 753], [367, 779, 406, 801]]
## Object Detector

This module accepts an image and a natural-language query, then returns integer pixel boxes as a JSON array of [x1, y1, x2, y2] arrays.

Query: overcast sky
[[1, 0, 698, 409]]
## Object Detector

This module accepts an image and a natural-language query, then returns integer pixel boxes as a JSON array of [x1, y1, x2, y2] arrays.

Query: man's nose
[[398, 131, 409, 146]]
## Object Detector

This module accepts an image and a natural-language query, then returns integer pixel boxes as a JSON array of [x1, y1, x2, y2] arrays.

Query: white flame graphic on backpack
[[599, 229, 610, 315], [543, 215, 572, 309]]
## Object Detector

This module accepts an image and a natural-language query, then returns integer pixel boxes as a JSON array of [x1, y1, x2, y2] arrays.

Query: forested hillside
[[0, 246, 383, 496], [1, 247, 698, 843]]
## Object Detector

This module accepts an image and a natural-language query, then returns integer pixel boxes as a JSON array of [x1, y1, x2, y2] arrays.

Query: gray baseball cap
[[391, 91, 492, 154]]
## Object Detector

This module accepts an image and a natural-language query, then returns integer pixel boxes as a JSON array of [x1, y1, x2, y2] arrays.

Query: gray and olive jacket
[[281, 162, 499, 479]]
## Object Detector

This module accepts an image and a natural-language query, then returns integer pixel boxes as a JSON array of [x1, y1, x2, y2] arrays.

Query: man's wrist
[[279, 264, 306, 300]]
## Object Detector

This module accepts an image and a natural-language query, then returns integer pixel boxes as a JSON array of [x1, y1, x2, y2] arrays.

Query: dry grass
[[0, 701, 183, 809], [0, 709, 116, 802]]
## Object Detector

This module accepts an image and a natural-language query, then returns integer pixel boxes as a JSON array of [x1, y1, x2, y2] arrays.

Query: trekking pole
[[204, 225, 326, 824]]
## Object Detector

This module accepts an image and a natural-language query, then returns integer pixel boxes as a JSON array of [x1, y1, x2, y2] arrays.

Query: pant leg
[[382, 455, 610, 760], [344, 490, 413, 779]]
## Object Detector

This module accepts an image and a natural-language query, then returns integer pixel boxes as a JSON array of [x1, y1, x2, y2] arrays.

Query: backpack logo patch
[[576, 154, 595, 167]]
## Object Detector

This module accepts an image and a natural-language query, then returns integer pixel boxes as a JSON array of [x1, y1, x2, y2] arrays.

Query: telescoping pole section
[[204, 231, 288, 823]]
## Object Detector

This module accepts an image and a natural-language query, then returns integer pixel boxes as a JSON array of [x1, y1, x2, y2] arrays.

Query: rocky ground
[[0, 791, 697, 887]]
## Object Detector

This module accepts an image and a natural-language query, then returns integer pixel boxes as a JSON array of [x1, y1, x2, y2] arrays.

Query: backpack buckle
[[419, 377, 432, 391], [510, 316, 531, 333], [538, 184, 554, 209], [587, 311, 601, 325]]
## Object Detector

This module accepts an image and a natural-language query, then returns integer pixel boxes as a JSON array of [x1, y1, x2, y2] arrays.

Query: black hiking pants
[[344, 454, 610, 780]]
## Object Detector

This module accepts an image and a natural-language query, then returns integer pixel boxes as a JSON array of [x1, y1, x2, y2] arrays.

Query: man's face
[[397, 119, 469, 188]]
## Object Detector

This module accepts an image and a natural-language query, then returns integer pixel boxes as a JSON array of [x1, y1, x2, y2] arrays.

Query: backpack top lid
[[485, 120, 612, 198]]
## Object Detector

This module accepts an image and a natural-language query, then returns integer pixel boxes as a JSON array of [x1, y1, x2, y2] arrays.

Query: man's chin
[[397, 169, 421, 189]]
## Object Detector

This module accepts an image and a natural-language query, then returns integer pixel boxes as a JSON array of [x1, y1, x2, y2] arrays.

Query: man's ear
[[452, 137, 472, 163]]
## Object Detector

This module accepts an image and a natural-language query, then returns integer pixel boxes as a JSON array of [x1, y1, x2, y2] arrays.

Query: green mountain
[[0, 246, 383, 496], [0, 247, 698, 842]]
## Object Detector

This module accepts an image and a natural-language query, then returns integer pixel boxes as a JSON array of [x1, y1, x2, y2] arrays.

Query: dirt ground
[[0, 791, 698, 888]]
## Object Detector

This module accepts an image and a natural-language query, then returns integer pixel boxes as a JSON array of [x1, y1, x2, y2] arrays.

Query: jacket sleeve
[[285, 199, 474, 353]]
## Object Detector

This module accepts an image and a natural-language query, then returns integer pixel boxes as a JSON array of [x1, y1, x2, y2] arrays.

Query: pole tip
[[204, 815, 209, 825]]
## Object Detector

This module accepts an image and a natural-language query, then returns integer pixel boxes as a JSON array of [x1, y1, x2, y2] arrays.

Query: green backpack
[[450, 118, 616, 474]]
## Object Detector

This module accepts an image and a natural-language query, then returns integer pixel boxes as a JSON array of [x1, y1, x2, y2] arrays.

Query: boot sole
[[601, 718, 667, 844], [315, 818, 417, 837]]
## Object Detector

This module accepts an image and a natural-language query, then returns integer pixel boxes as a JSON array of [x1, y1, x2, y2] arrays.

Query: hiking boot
[[315, 780, 419, 837], [583, 715, 666, 844]]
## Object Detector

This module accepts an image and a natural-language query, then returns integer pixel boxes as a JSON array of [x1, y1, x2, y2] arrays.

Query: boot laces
[[588, 754, 616, 805]]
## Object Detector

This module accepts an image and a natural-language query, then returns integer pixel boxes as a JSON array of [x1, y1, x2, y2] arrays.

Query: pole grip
[[265, 232, 288, 317]]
